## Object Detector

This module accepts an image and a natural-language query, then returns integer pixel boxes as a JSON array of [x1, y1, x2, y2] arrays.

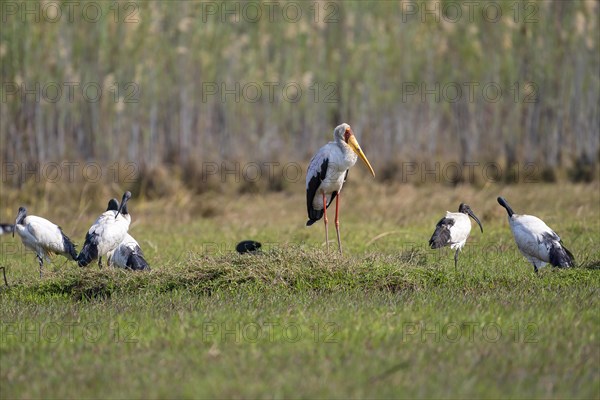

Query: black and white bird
[[106, 233, 150, 270], [13, 207, 78, 278], [0, 224, 14, 235], [77, 192, 132, 268], [497, 197, 575, 273], [429, 203, 483, 270], [306, 123, 375, 253]]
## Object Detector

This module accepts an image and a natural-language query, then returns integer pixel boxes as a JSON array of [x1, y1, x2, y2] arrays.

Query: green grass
[[1, 183, 599, 399]]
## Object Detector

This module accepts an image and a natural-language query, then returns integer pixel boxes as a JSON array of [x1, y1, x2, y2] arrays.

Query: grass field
[[1, 182, 599, 399]]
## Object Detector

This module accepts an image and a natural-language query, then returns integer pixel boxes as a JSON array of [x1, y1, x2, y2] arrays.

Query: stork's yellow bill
[[346, 133, 375, 178]]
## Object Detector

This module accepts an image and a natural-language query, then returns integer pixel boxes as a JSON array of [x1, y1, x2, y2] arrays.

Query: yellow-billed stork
[[13, 207, 78, 278], [429, 203, 483, 270], [306, 123, 375, 253], [77, 192, 131, 268], [497, 197, 575, 273]]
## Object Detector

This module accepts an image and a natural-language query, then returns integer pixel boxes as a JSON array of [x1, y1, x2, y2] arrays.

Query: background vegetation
[[1, 0, 599, 185]]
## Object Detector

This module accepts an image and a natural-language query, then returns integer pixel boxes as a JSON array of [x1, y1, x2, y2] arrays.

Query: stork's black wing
[[306, 158, 329, 226]]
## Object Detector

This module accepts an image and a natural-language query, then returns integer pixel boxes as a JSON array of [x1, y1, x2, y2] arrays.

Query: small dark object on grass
[[236, 240, 262, 254]]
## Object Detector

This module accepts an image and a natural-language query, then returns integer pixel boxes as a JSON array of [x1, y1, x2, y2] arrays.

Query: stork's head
[[115, 191, 132, 219], [106, 198, 119, 212], [458, 203, 483, 233], [13, 207, 27, 237], [334, 123, 375, 177]]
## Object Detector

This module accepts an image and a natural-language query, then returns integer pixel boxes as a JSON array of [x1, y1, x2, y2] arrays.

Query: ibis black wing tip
[[127, 253, 150, 270], [429, 218, 453, 249], [428, 235, 447, 249]]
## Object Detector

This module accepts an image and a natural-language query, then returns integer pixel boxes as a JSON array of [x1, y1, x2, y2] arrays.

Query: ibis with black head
[[429, 203, 483, 270], [77, 192, 132, 268], [497, 197, 574, 273]]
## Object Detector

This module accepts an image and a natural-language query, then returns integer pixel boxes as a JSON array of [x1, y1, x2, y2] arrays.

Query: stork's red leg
[[322, 192, 329, 251], [335, 192, 342, 254]]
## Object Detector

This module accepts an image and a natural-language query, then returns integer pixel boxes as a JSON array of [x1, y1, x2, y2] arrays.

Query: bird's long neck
[[504, 206, 514, 218], [336, 140, 357, 165], [16, 214, 27, 226], [498, 199, 514, 217]]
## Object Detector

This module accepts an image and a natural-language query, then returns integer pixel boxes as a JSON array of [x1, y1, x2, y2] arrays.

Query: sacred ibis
[[13, 207, 78, 278], [77, 192, 131, 268], [497, 197, 575, 272], [429, 203, 483, 270], [107, 233, 150, 270], [306, 123, 375, 253], [0, 224, 14, 235]]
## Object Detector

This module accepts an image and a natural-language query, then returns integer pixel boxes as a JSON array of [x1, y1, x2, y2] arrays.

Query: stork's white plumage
[[13, 207, 78, 278], [107, 233, 150, 270], [77, 192, 132, 268], [429, 203, 483, 270], [497, 197, 575, 273], [306, 123, 375, 253]]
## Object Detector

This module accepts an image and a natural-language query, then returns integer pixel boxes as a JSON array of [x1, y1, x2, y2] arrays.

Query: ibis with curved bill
[[429, 203, 483, 270], [77, 192, 132, 268]]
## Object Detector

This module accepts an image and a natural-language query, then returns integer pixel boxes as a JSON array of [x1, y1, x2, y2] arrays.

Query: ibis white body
[[13, 208, 78, 278], [107, 234, 149, 270], [87, 210, 130, 257], [497, 197, 574, 272], [429, 203, 483, 270], [77, 193, 132, 268], [440, 212, 471, 251], [507, 214, 572, 271], [15, 216, 77, 261]]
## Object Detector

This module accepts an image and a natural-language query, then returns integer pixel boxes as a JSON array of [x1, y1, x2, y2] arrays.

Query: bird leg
[[322, 192, 329, 252], [335, 192, 342, 255], [454, 249, 459, 272], [533, 264, 538, 274], [37, 255, 43, 279], [0, 267, 8, 287], [98, 256, 103, 269]]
